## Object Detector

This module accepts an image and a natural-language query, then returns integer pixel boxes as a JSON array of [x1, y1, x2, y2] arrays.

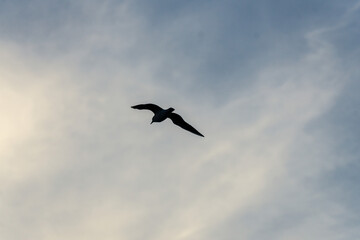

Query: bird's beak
[[150, 121, 153, 124]]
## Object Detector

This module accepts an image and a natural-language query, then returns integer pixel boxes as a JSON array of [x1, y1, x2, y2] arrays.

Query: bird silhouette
[[131, 103, 204, 137]]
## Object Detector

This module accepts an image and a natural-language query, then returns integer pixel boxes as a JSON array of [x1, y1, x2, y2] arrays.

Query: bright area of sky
[[1, 1, 360, 239]]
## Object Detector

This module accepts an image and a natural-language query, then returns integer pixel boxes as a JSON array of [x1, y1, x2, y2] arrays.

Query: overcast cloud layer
[[1, 1, 360, 240]]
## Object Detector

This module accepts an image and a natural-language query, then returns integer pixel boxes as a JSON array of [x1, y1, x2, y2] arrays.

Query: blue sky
[[1, 1, 360, 239]]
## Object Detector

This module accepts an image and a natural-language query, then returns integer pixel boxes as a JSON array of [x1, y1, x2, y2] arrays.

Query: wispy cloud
[[1, 1, 360, 240]]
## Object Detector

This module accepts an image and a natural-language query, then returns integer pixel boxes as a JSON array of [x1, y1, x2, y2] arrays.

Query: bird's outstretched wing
[[131, 103, 163, 114], [168, 113, 204, 137]]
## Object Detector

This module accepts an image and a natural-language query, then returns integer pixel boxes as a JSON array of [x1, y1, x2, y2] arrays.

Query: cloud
[[1, 1, 360, 240]]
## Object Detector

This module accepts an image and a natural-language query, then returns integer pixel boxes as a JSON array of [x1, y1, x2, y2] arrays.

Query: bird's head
[[168, 107, 175, 112]]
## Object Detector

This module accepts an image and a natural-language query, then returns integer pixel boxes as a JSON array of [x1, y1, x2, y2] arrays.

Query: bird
[[131, 103, 204, 137]]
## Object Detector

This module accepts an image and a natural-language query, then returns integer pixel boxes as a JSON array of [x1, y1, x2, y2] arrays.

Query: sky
[[1, 0, 360, 239]]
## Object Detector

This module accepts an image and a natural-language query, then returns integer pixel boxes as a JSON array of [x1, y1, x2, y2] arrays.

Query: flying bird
[[131, 103, 204, 137]]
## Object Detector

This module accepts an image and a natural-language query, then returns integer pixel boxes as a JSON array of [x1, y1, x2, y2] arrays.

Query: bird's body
[[151, 107, 174, 123], [131, 103, 204, 137]]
